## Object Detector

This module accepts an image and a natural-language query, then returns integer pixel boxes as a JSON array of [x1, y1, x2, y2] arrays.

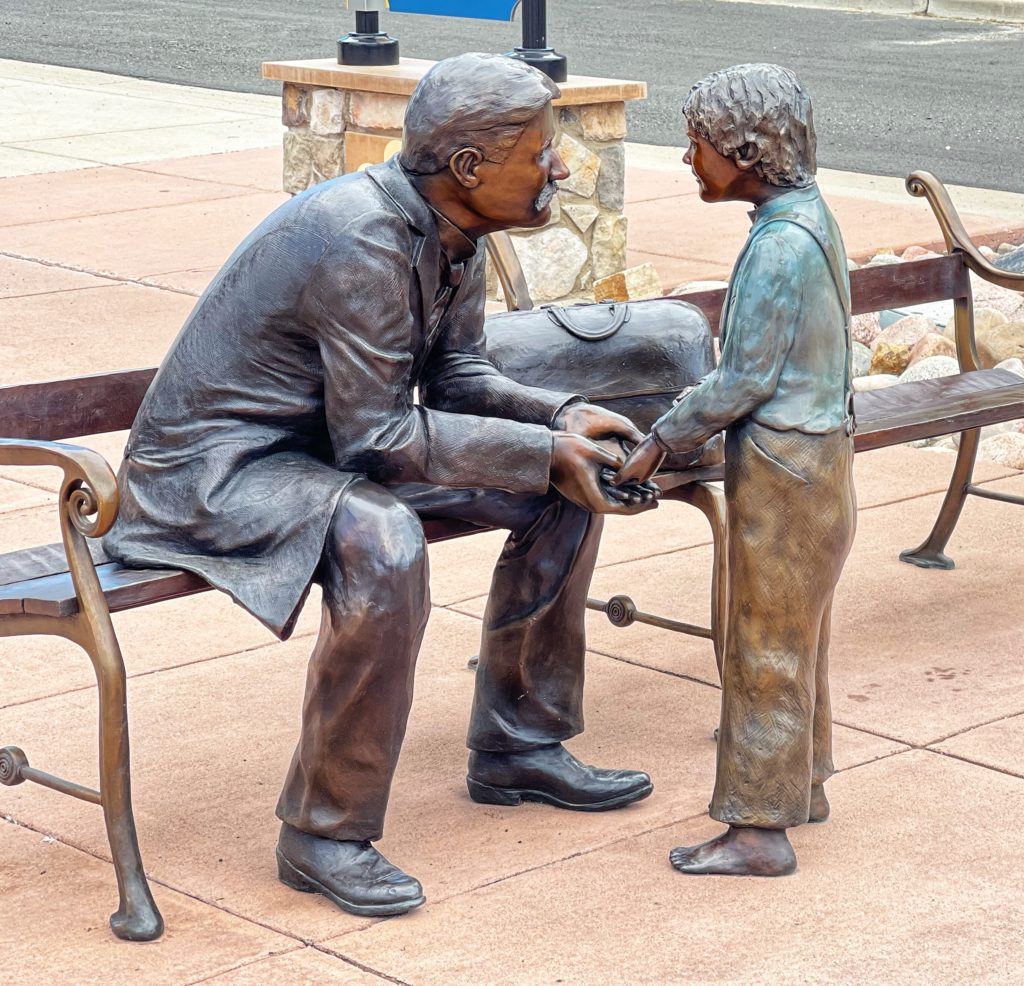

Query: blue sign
[[387, 1, 519, 20]]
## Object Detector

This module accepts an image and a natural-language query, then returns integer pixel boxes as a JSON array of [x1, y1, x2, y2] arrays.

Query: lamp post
[[338, 1, 400, 67], [508, 0, 567, 83]]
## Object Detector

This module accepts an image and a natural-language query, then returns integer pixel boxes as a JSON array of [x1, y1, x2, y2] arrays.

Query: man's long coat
[[104, 159, 572, 638]]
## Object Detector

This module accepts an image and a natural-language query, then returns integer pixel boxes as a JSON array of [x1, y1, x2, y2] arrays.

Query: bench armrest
[[907, 171, 1024, 292], [906, 171, 1024, 373], [0, 437, 119, 538]]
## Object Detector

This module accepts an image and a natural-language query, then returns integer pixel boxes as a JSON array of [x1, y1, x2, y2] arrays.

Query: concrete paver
[[198, 949, 391, 985], [1, 59, 1022, 984], [321, 751, 1024, 986], [0, 822, 296, 986]]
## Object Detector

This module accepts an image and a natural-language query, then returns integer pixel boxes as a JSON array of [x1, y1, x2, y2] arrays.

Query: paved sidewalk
[[2, 60, 1024, 985]]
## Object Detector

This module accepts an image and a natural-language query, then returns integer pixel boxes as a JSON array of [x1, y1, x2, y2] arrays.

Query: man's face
[[682, 127, 747, 203], [472, 104, 570, 229]]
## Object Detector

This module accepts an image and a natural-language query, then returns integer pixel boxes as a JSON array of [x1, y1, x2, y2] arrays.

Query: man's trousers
[[276, 480, 603, 842]]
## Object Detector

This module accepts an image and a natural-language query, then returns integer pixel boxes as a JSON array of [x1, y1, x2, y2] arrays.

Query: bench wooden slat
[[0, 368, 157, 440], [854, 368, 1024, 451], [0, 517, 497, 619], [667, 254, 969, 332]]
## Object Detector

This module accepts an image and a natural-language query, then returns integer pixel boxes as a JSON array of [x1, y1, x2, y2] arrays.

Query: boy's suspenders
[[764, 212, 856, 435]]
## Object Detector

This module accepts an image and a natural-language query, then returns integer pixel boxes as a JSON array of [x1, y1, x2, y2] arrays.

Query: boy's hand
[[612, 434, 666, 486], [550, 433, 656, 516]]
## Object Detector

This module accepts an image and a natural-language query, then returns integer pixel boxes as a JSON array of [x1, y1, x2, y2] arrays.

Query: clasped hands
[[550, 403, 664, 516]]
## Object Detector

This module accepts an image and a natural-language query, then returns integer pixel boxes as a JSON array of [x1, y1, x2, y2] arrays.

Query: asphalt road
[[2, 0, 1023, 191]]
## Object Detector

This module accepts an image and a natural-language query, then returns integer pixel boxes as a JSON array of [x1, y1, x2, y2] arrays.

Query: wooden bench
[[2, 170, 1023, 941]]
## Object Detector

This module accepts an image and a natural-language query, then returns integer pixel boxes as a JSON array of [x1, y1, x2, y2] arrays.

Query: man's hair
[[400, 53, 560, 176], [683, 63, 817, 188]]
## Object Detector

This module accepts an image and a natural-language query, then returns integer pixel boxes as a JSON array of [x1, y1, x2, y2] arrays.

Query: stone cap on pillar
[[261, 57, 646, 105]]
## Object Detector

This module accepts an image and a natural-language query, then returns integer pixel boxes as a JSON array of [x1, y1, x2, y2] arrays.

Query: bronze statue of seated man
[[105, 52, 656, 917], [617, 63, 856, 877]]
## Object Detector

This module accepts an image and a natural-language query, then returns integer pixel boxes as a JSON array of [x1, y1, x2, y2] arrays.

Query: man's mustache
[[534, 181, 559, 211]]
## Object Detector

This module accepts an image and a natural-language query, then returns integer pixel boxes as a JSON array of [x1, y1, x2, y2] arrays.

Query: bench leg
[[899, 427, 980, 570], [82, 617, 164, 941], [672, 481, 727, 680]]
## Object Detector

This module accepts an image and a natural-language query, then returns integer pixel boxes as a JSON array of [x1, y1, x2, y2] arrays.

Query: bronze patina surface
[[617, 63, 857, 877], [100, 52, 656, 918]]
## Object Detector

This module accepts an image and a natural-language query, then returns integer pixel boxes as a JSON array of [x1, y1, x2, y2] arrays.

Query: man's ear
[[734, 141, 762, 172], [449, 147, 484, 189]]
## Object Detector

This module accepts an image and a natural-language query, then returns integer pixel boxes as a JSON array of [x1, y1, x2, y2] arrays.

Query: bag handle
[[545, 303, 632, 341]]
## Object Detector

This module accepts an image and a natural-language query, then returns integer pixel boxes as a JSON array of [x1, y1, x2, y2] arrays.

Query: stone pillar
[[263, 57, 646, 305]]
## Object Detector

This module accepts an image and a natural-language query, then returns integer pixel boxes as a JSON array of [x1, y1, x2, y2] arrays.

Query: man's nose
[[682, 147, 692, 166], [550, 150, 570, 182]]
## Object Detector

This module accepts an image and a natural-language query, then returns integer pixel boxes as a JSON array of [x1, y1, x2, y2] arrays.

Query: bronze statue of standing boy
[[617, 63, 857, 876]]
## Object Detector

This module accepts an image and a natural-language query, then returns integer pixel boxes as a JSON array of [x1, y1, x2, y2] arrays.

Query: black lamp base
[[506, 46, 568, 84], [338, 32, 400, 67]]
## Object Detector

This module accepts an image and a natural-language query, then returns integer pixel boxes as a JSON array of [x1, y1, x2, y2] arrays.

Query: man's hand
[[612, 434, 666, 487], [553, 403, 645, 446], [550, 432, 657, 516]]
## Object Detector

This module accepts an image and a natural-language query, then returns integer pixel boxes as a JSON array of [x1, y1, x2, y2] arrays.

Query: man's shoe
[[467, 743, 653, 812], [276, 823, 425, 917]]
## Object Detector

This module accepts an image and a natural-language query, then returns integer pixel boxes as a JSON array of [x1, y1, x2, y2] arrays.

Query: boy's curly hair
[[684, 64, 817, 188]]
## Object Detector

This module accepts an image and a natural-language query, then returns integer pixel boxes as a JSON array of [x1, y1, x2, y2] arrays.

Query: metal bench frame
[[1, 170, 1022, 941]]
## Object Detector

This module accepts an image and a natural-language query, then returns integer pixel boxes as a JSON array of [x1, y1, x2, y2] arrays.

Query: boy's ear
[[449, 147, 484, 189], [734, 142, 762, 172]]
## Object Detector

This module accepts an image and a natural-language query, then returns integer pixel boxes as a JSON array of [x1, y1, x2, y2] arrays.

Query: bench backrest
[[668, 253, 970, 335], [0, 255, 973, 443]]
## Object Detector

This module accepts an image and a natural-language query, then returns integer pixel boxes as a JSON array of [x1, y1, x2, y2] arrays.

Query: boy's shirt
[[652, 184, 852, 454]]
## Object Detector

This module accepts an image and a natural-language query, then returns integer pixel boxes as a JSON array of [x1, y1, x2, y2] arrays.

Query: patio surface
[[1, 59, 1023, 985]]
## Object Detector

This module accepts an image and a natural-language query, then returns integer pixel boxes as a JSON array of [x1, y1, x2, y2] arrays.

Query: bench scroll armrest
[[907, 171, 1024, 292], [906, 171, 1024, 372], [0, 438, 119, 538]]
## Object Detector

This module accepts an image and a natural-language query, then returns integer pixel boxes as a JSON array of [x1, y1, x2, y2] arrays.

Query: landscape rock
[[995, 357, 1024, 377], [510, 226, 588, 303], [593, 263, 663, 302], [908, 332, 956, 365], [994, 244, 1024, 274], [952, 420, 1019, 448], [870, 342, 911, 376], [900, 245, 941, 262], [851, 341, 872, 378], [591, 213, 627, 280], [997, 242, 1018, 255], [850, 311, 882, 346], [865, 252, 903, 267], [977, 432, 1024, 470], [898, 355, 960, 383], [977, 321, 1024, 368], [942, 306, 1007, 343], [969, 275, 1024, 317], [556, 132, 601, 199], [854, 373, 899, 392], [871, 313, 937, 352], [979, 245, 997, 260]]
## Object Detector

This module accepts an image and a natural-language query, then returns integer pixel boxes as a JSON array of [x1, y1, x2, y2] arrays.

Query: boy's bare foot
[[808, 783, 830, 823], [669, 825, 796, 876]]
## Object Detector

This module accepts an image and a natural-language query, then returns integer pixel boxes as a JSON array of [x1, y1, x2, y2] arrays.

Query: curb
[[716, 0, 1024, 24]]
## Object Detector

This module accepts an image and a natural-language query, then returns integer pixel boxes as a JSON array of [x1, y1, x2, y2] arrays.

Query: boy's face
[[682, 127, 748, 203]]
